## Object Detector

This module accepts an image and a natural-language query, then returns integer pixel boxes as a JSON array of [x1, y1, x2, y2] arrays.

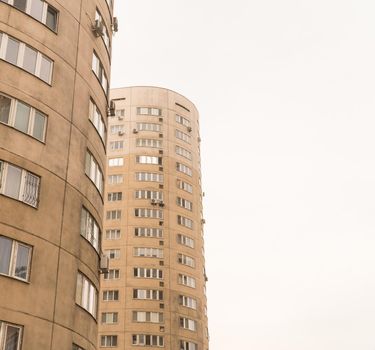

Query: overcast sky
[[111, 1, 375, 349]]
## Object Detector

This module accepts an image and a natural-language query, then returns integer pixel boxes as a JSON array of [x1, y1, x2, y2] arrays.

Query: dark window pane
[[46, 6, 58, 31], [30, 0, 44, 21], [13, 0, 26, 11], [23, 46, 37, 74], [0, 236, 12, 275], [14, 101, 30, 133], [0, 95, 11, 124], [5, 37, 20, 65], [32, 111, 46, 141], [4, 325, 21, 350], [14, 244, 30, 280]]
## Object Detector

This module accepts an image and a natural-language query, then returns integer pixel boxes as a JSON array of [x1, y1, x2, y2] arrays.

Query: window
[[179, 295, 197, 310], [107, 192, 122, 201], [0, 92, 47, 142], [80, 207, 100, 251], [1, 0, 58, 31], [0, 32, 53, 83], [76, 272, 97, 318], [0, 321, 23, 350], [101, 312, 118, 324], [134, 247, 163, 258], [95, 9, 110, 52], [177, 215, 193, 229], [73, 344, 84, 350], [108, 174, 123, 184], [109, 140, 123, 150], [85, 151, 103, 194], [178, 274, 196, 288], [110, 125, 124, 134], [175, 114, 191, 127], [176, 146, 192, 160], [133, 267, 163, 279], [177, 197, 192, 211], [132, 334, 164, 347], [136, 123, 161, 132], [105, 249, 120, 259], [89, 99, 106, 143], [180, 340, 197, 350], [135, 190, 163, 200], [0, 236, 32, 281], [136, 138, 162, 148], [101, 335, 117, 347], [137, 107, 161, 116], [175, 129, 191, 144], [133, 289, 163, 300], [177, 234, 194, 248], [136, 156, 162, 165], [0, 160, 40, 207], [103, 269, 120, 280], [177, 179, 193, 193], [105, 229, 121, 240], [115, 109, 125, 117], [178, 254, 195, 268], [134, 208, 163, 219], [132, 311, 163, 323], [103, 290, 119, 301], [179, 317, 197, 331], [92, 51, 108, 95], [106, 210, 121, 220], [135, 172, 163, 183], [108, 158, 123, 167], [176, 162, 192, 177], [135, 227, 163, 238]]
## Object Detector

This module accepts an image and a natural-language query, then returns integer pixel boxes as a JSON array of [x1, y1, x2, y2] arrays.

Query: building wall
[[99, 86, 209, 350], [0, 0, 113, 349]]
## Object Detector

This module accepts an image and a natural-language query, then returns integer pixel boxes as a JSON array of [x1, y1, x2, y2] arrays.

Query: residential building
[[0, 0, 113, 349], [99, 86, 209, 350]]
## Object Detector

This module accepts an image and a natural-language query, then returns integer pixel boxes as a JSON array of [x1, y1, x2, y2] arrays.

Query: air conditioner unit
[[99, 255, 109, 273], [151, 199, 157, 205], [118, 131, 124, 136], [112, 17, 119, 32], [92, 19, 104, 37], [187, 126, 192, 132], [133, 128, 138, 134], [158, 201, 165, 208], [201, 219, 206, 224]]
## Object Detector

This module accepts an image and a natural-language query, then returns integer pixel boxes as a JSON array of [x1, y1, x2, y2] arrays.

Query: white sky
[[111, 1, 375, 349]]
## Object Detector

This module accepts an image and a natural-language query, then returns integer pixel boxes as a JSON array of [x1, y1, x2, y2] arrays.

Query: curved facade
[[99, 87, 209, 350], [0, 0, 113, 349]]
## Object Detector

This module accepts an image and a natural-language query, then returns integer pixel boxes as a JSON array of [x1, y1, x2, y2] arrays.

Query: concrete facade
[[0, 0, 113, 349], [99, 87, 209, 350]]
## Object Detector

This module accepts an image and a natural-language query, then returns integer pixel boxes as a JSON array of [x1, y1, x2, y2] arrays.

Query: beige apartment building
[[0, 0, 114, 349], [99, 86, 209, 350]]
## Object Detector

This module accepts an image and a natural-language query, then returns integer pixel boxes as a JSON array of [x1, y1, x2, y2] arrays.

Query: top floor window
[[1, 0, 58, 31], [0, 32, 53, 84], [92, 51, 108, 95], [137, 107, 161, 116]]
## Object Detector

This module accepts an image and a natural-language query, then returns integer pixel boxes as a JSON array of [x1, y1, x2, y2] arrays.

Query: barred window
[[0, 160, 40, 207]]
